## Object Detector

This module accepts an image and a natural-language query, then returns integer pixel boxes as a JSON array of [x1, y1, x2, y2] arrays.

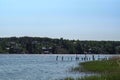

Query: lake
[[0, 54, 118, 80]]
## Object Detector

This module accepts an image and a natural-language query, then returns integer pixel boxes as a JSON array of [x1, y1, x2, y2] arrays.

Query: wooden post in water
[[85, 53, 87, 61], [92, 55, 95, 61], [61, 56, 64, 61], [75, 54, 78, 61], [71, 57, 72, 61], [89, 57, 91, 61], [81, 57, 83, 61], [56, 56, 58, 61], [75, 55, 79, 61], [98, 55, 100, 60], [75, 54, 77, 61]]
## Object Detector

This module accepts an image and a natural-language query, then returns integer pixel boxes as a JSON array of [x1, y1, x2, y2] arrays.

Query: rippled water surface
[[0, 54, 117, 80]]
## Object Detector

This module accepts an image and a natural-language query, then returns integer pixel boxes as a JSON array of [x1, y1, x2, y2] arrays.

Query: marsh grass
[[65, 57, 120, 80]]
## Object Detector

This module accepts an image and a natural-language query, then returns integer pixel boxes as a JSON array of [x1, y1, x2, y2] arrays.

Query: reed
[[65, 57, 120, 80]]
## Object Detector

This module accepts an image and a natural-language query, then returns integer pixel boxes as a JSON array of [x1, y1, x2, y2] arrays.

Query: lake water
[[0, 54, 118, 80]]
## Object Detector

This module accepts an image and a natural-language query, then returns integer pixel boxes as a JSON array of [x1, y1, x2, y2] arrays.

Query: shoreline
[[0, 53, 119, 55]]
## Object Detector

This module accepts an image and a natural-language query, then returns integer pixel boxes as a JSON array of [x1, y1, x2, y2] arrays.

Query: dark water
[[0, 54, 118, 80]]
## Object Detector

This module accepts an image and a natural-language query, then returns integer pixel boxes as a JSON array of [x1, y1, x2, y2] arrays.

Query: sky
[[0, 0, 120, 40]]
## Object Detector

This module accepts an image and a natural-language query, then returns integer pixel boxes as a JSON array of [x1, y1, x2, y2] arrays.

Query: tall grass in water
[[65, 56, 120, 80]]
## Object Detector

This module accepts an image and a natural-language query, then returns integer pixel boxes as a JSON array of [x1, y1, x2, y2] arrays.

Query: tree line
[[0, 37, 120, 54]]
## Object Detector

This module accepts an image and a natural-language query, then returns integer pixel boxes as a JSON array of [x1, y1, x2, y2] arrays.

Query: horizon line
[[0, 36, 120, 41]]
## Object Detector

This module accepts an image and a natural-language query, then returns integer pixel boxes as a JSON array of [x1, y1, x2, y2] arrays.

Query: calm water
[[0, 54, 118, 80]]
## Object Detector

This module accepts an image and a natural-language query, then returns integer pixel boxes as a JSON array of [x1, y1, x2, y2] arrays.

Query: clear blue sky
[[0, 0, 120, 40]]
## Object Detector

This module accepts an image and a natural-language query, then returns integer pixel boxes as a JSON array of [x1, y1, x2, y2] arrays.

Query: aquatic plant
[[65, 57, 120, 80]]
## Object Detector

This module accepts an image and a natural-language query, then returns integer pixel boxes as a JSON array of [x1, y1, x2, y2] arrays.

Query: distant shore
[[0, 37, 120, 54], [0, 53, 120, 55]]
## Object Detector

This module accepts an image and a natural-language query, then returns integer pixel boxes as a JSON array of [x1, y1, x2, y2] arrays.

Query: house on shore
[[42, 47, 52, 54]]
